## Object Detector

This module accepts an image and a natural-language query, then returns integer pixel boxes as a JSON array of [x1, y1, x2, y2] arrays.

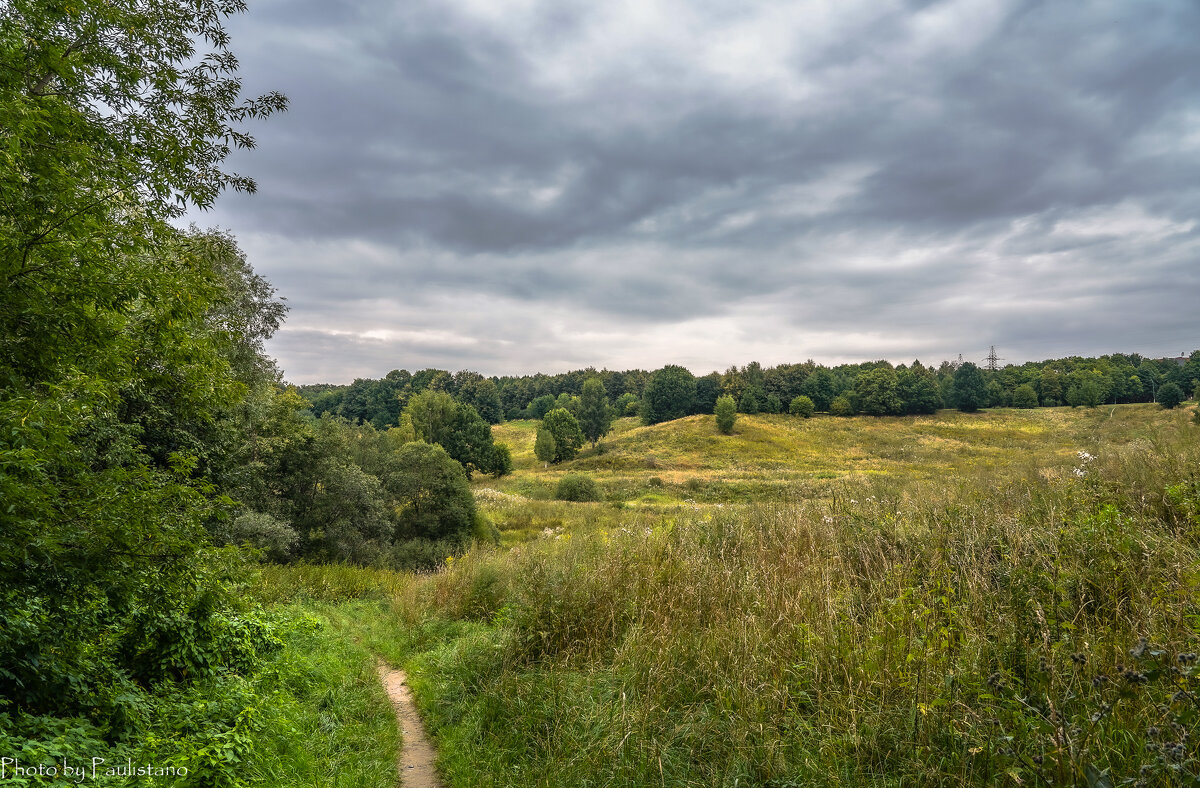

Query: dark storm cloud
[[199, 0, 1200, 382]]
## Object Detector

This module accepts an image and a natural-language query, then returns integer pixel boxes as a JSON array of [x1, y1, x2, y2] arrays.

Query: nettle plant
[[977, 639, 1197, 786]]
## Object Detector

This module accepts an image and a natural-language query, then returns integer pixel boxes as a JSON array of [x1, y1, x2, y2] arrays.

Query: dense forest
[[296, 351, 1200, 428]]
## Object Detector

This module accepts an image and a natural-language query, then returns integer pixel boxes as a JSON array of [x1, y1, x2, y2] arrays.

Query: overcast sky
[[195, 0, 1200, 384]]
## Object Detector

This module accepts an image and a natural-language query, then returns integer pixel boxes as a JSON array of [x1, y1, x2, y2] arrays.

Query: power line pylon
[[982, 346, 1003, 372]]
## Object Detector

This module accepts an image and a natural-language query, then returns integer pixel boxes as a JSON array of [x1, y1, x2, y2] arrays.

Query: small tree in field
[[534, 428, 556, 464], [543, 408, 584, 462], [952, 362, 988, 412], [1158, 382, 1184, 410], [1012, 384, 1039, 409], [830, 395, 855, 417], [790, 395, 815, 418], [714, 394, 737, 434], [578, 377, 613, 447]]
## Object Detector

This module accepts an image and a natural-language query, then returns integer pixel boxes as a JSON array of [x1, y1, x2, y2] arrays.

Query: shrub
[[714, 394, 737, 434], [1158, 382, 1184, 409], [218, 511, 298, 561], [829, 395, 855, 416], [789, 395, 815, 418], [489, 443, 513, 476], [555, 474, 602, 502], [1012, 383, 1039, 409]]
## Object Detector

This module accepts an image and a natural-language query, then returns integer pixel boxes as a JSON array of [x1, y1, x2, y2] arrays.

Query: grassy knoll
[[257, 404, 1199, 787], [478, 404, 1191, 528]]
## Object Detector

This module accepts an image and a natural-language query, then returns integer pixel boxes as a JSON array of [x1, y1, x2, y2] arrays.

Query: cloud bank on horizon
[[200, 0, 1200, 383]]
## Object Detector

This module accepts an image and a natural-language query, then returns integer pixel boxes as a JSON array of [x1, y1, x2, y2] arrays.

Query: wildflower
[[1130, 637, 1148, 658], [1070, 652, 1087, 665]]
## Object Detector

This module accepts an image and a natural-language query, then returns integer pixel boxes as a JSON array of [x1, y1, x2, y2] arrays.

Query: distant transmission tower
[[982, 346, 1004, 372], [953, 353, 964, 369]]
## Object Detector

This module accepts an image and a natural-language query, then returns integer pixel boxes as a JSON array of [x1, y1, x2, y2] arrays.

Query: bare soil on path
[[377, 664, 444, 788]]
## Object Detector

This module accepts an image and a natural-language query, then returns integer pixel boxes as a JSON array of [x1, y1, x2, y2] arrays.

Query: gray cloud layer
[[196, 0, 1200, 382]]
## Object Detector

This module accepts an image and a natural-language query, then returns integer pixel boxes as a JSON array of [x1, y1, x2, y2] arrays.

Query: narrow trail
[[377, 664, 444, 788]]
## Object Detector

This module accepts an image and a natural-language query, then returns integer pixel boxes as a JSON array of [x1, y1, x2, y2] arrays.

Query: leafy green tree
[[1158, 382, 1184, 410], [1066, 380, 1104, 408], [578, 377, 614, 447], [952, 363, 988, 413], [790, 395, 815, 418], [1012, 384, 1039, 409], [402, 391, 502, 477], [543, 408, 585, 462], [440, 403, 499, 478], [384, 443, 476, 541], [404, 389, 459, 445], [0, 0, 286, 726], [534, 427, 557, 464], [456, 375, 502, 424], [555, 392, 579, 414], [801, 369, 836, 412], [642, 365, 696, 424], [490, 443, 514, 476], [854, 367, 903, 416], [615, 392, 639, 417], [715, 394, 737, 434], [694, 373, 722, 416], [896, 362, 942, 414], [528, 394, 557, 419], [764, 393, 782, 414], [829, 395, 855, 416], [1039, 367, 1065, 406], [739, 388, 762, 414]]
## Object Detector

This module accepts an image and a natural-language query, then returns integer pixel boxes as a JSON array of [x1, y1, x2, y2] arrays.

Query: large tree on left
[[0, 0, 285, 727]]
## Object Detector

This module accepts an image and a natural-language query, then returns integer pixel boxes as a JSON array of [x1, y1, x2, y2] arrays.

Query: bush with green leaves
[[789, 395, 815, 418], [555, 474, 603, 502], [715, 394, 737, 434], [1012, 383, 1039, 409], [829, 394, 855, 416], [1158, 382, 1184, 409], [855, 367, 903, 416]]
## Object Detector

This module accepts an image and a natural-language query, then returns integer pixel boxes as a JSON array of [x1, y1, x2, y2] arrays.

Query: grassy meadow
[[257, 403, 1200, 787]]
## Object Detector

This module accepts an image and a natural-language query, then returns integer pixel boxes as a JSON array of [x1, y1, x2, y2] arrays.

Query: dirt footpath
[[377, 664, 444, 788]]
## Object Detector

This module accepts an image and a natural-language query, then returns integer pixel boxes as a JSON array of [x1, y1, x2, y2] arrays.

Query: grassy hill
[[479, 404, 1187, 512]]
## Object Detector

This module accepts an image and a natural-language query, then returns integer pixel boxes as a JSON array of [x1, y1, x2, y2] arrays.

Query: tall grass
[[385, 424, 1200, 786]]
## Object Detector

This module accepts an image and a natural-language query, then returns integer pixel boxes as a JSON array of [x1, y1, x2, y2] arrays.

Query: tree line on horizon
[[296, 350, 1200, 429]]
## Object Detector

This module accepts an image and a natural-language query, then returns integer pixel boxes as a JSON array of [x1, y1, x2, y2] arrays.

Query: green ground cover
[[255, 403, 1200, 787]]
